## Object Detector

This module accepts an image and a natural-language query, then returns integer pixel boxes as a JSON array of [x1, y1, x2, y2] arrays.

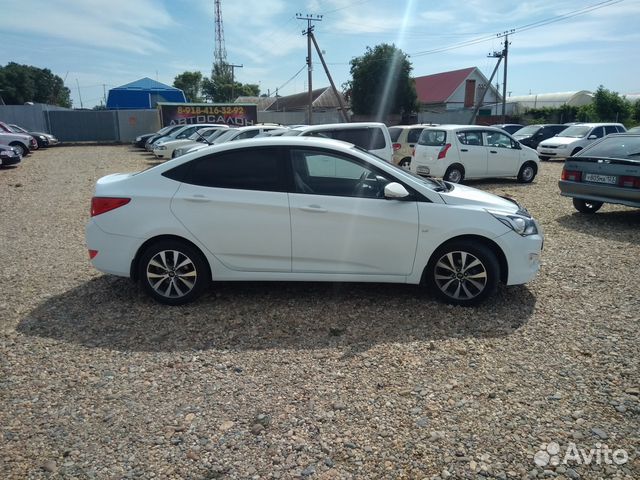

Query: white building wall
[[446, 71, 500, 110]]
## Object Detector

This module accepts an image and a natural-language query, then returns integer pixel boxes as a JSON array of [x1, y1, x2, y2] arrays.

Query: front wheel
[[426, 241, 499, 306], [9, 142, 27, 156], [573, 198, 603, 214], [138, 240, 210, 305], [517, 162, 537, 183]]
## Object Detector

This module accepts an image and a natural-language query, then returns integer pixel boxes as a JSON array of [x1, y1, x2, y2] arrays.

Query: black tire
[[443, 165, 464, 183], [517, 162, 537, 183], [398, 157, 411, 169], [9, 142, 27, 156], [573, 198, 603, 214], [426, 241, 500, 306], [137, 239, 211, 305], [570, 147, 582, 157]]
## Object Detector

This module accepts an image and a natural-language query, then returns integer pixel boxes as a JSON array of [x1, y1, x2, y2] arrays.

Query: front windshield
[[10, 125, 27, 133], [578, 136, 640, 160], [559, 125, 591, 138], [514, 125, 540, 136], [157, 126, 173, 135]]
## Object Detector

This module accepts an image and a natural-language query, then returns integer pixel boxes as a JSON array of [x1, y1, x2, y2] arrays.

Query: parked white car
[[411, 125, 539, 183], [86, 136, 543, 307], [153, 126, 228, 159], [283, 122, 393, 162], [172, 128, 231, 158], [537, 122, 627, 161]]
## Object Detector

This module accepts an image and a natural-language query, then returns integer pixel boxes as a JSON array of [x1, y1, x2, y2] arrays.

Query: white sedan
[[86, 137, 543, 306]]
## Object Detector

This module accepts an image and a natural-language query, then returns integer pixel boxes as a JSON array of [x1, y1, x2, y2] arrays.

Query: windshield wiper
[[195, 131, 212, 145]]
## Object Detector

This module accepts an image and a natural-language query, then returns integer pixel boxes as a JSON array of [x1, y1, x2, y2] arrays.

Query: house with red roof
[[414, 67, 501, 113]]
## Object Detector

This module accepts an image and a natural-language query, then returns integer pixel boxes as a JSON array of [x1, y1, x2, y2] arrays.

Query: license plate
[[417, 166, 430, 175], [584, 173, 617, 184]]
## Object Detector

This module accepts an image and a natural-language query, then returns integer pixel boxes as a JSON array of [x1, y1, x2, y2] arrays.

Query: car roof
[[422, 124, 505, 132], [292, 122, 387, 132]]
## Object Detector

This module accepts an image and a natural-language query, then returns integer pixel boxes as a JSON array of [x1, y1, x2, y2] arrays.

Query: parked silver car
[[559, 133, 640, 213]]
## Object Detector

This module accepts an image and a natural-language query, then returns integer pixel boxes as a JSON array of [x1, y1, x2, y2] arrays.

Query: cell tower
[[212, 0, 227, 77]]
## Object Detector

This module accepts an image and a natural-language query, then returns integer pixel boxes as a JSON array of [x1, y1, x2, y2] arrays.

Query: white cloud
[[2, 0, 174, 54]]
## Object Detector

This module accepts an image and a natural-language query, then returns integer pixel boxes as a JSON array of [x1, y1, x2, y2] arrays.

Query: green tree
[[0, 62, 71, 107], [345, 43, 417, 117], [631, 99, 640, 124], [201, 64, 260, 102], [590, 85, 631, 123], [173, 71, 203, 102]]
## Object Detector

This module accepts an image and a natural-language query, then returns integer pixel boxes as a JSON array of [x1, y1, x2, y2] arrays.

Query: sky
[[1, 0, 639, 108]]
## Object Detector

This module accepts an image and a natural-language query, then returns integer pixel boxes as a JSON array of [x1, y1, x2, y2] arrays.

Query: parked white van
[[283, 122, 393, 162], [537, 122, 626, 161]]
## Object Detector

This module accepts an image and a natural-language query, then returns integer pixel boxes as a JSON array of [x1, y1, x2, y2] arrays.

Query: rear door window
[[178, 147, 286, 191], [457, 130, 483, 146], [604, 125, 618, 135]]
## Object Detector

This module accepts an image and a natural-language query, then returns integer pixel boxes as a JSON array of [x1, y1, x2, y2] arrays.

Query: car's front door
[[288, 148, 419, 276], [484, 130, 522, 176], [170, 147, 292, 272]]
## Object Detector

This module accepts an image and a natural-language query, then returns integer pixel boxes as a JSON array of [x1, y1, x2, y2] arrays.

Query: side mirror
[[588, 135, 597, 140], [384, 182, 410, 199]]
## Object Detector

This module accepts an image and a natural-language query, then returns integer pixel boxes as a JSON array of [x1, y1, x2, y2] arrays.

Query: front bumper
[[559, 180, 640, 208], [0, 153, 21, 166], [495, 229, 544, 285], [537, 147, 570, 160]]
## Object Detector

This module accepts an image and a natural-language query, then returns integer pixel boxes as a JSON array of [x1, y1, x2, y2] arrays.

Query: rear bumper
[[559, 180, 640, 208], [85, 220, 141, 278]]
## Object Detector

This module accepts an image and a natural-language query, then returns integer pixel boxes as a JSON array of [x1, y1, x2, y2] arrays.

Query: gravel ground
[[1, 146, 638, 480]]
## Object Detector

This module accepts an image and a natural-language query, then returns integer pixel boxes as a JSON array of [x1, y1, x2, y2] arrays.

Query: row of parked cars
[[0, 120, 60, 168]]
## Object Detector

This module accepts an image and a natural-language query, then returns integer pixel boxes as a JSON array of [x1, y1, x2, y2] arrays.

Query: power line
[[409, 0, 623, 57], [273, 64, 307, 93]]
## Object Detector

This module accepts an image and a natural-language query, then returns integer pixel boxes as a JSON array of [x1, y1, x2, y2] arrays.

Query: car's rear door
[[455, 130, 487, 178], [170, 146, 292, 272]]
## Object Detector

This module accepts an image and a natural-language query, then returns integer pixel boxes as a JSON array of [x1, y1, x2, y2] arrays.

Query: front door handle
[[300, 204, 327, 213], [490, 150, 498, 154], [185, 194, 210, 202], [460, 148, 469, 152]]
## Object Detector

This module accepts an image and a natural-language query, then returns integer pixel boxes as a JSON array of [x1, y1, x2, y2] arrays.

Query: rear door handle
[[300, 204, 327, 213], [185, 194, 210, 203]]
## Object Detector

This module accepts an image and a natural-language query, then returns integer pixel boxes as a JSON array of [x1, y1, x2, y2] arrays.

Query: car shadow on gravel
[[17, 276, 536, 353], [556, 209, 640, 243]]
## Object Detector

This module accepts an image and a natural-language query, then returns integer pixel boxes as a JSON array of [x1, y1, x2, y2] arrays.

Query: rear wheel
[[443, 165, 464, 183], [138, 240, 210, 305], [426, 241, 499, 306], [398, 157, 411, 169], [517, 162, 537, 183], [573, 198, 603, 214]]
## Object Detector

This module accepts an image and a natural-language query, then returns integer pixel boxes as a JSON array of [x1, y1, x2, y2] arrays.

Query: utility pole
[[309, 31, 349, 122], [498, 30, 514, 123], [225, 63, 243, 102], [470, 51, 503, 124], [297, 13, 322, 125], [102, 84, 107, 105], [75, 79, 84, 109]]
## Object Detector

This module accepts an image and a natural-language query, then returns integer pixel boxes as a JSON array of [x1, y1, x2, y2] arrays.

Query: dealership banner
[[158, 103, 258, 127]]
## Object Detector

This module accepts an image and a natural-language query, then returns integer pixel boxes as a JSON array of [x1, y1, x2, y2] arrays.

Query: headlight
[[38, 135, 46, 140], [136, 136, 141, 141], [489, 210, 538, 236], [156, 145, 167, 150]]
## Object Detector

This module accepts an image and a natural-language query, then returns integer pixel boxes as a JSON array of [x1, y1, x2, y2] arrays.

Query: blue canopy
[[107, 77, 186, 110]]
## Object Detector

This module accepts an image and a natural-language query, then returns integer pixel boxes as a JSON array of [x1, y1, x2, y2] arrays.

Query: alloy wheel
[[146, 249, 197, 299], [434, 251, 488, 300]]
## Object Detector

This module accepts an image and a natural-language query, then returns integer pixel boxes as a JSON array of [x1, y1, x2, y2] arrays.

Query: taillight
[[619, 175, 640, 188], [437, 143, 452, 160], [88, 249, 98, 259], [411, 147, 416, 157], [561, 169, 582, 182], [91, 197, 131, 217], [392, 143, 401, 152]]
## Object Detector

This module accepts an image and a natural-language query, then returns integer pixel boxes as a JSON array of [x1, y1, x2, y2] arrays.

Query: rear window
[[389, 127, 402, 142], [418, 130, 447, 146], [578, 136, 640, 160], [407, 128, 424, 144]]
